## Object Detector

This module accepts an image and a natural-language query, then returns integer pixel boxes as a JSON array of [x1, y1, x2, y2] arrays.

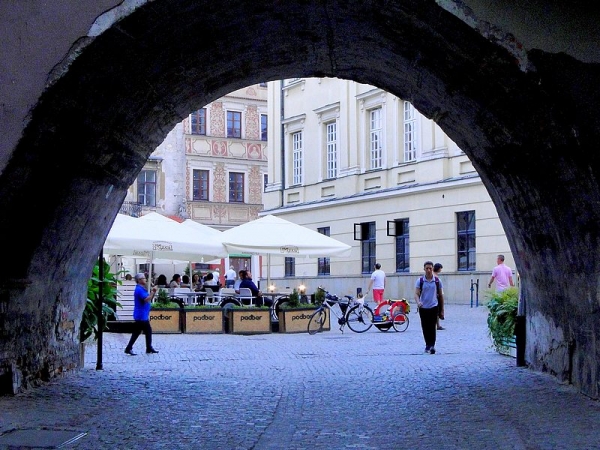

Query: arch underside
[[1, 0, 599, 396]]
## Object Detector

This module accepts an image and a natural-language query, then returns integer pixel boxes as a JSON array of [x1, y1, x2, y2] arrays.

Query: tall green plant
[[80, 258, 122, 342], [486, 287, 518, 351]]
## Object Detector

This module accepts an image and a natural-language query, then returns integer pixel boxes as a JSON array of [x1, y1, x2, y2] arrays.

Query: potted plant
[[227, 305, 271, 335], [149, 288, 183, 333], [278, 289, 319, 333], [79, 258, 121, 366], [183, 304, 224, 334], [486, 287, 518, 356]]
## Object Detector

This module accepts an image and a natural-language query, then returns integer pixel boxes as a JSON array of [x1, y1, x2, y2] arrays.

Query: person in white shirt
[[366, 263, 386, 305], [225, 265, 237, 288]]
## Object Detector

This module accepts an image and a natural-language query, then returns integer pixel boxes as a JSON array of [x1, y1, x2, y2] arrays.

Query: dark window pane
[[191, 109, 206, 135], [227, 111, 242, 138], [229, 172, 244, 203], [193, 169, 209, 201], [317, 227, 331, 275], [457, 211, 476, 271]]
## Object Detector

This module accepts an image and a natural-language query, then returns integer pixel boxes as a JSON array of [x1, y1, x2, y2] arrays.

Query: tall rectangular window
[[285, 257, 295, 277], [317, 227, 331, 275], [192, 169, 209, 201], [326, 122, 338, 179], [229, 172, 244, 202], [227, 111, 242, 138], [369, 108, 383, 169], [457, 210, 476, 271], [191, 108, 206, 135], [404, 102, 417, 162], [261, 114, 268, 141], [292, 131, 303, 185], [263, 174, 268, 192], [137, 170, 156, 206], [394, 219, 410, 272], [355, 222, 376, 274]]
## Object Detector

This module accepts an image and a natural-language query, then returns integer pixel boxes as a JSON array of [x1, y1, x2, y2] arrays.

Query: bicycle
[[307, 287, 374, 334]]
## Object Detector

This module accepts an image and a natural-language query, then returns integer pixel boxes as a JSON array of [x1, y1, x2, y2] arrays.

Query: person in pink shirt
[[488, 254, 515, 292]]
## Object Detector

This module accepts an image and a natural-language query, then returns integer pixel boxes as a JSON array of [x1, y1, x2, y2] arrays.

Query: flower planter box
[[149, 308, 182, 333], [184, 308, 224, 334], [498, 336, 517, 358], [227, 308, 271, 335], [279, 307, 321, 333]]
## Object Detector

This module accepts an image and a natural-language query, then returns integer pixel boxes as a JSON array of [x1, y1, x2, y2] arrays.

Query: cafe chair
[[238, 287, 255, 306], [203, 287, 219, 306]]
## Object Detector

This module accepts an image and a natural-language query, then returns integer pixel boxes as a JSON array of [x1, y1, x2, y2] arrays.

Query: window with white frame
[[369, 108, 382, 169], [191, 108, 206, 135], [325, 122, 338, 179], [228, 172, 244, 202], [137, 170, 156, 207], [261, 114, 268, 141], [292, 131, 303, 185], [227, 111, 242, 138], [404, 102, 417, 162], [192, 169, 209, 201]]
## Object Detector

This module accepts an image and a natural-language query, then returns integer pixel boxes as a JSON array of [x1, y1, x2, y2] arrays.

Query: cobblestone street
[[1, 304, 599, 449]]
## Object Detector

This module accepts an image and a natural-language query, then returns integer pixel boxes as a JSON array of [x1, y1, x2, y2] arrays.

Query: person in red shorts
[[366, 263, 386, 305]]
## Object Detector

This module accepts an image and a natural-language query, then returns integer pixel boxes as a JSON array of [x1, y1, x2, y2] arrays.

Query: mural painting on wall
[[249, 166, 263, 204], [210, 102, 225, 137], [211, 140, 228, 157], [245, 105, 259, 140], [213, 204, 227, 222], [213, 163, 227, 202], [246, 143, 262, 160]]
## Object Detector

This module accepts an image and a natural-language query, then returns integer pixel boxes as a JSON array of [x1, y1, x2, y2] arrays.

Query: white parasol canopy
[[103, 213, 227, 262], [219, 215, 352, 258], [220, 215, 352, 287]]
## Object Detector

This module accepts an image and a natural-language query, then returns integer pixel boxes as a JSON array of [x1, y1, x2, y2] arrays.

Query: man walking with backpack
[[415, 261, 444, 354]]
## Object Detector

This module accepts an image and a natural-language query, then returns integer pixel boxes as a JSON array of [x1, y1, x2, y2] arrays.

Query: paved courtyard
[[1, 304, 599, 449]]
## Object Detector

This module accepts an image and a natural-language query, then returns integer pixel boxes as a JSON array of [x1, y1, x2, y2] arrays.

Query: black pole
[[96, 250, 104, 370], [515, 286, 526, 367]]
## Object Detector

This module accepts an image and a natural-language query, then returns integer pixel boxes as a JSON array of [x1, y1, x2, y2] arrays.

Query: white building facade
[[263, 78, 514, 303]]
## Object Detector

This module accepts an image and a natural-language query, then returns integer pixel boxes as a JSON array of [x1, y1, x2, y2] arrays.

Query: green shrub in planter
[[80, 258, 122, 343], [486, 287, 518, 351]]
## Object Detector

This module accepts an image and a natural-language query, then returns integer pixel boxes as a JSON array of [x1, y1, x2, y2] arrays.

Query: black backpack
[[419, 276, 441, 299]]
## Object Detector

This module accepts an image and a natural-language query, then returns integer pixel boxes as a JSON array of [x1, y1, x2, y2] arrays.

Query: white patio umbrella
[[103, 213, 228, 279], [219, 215, 352, 287]]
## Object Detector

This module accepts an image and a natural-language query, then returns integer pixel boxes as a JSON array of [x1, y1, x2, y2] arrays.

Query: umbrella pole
[[267, 254, 271, 291]]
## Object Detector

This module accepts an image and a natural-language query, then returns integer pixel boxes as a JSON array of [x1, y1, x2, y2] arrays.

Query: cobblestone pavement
[[1, 304, 599, 449]]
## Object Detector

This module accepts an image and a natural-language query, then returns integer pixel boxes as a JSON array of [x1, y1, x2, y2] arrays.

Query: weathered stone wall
[[1, 1, 599, 398]]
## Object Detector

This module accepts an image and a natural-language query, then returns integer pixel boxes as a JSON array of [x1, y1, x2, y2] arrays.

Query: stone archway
[[1, 1, 599, 397]]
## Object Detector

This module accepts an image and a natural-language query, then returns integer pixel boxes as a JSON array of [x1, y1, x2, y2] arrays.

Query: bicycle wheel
[[392, 312, 409, 332], [307, 308, 326, 335], [346, 304, 374, 333]]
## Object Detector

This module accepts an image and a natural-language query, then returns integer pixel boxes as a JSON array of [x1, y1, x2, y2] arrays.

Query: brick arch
[[1, 1, 600, 397]]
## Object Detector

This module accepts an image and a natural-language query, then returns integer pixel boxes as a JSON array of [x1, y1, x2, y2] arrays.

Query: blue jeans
[[225, 280, 235, 288]]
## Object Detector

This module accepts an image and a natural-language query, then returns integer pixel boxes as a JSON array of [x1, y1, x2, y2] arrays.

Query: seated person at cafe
[[154, 274, 168, 287], [191, 273, 201, 291], [202, 273, 221, 290], [169, 274, 181, 288], [237, 270, 269, 307], [181, 274, 190, 288]]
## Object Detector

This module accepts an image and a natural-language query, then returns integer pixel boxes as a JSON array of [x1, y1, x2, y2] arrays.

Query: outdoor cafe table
[[171, 291, 204, 305]]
